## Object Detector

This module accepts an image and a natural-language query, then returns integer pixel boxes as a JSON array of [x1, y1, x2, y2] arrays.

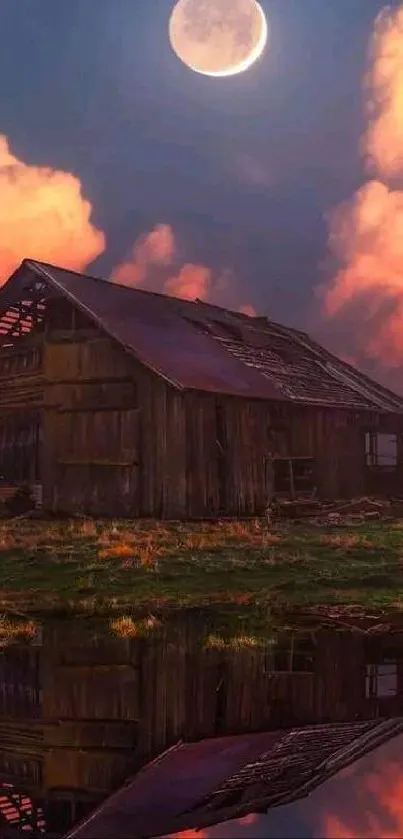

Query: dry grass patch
[[319, 533, 373, 550], [70, 519, 98, 538], [205, 632, 263, 649], [1, 517, 403, 619], [0, 615, 38, 646], [98, 543, 136, 560], [111, 614, 161, 638], [97, 540, 164, 569]]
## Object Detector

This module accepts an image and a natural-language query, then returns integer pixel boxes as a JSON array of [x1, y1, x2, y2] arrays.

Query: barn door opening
[[51, 408, 140, 517]]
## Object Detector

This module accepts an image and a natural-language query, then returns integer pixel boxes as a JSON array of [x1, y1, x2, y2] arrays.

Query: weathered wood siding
[[42, 299, 186, 517], [43, 330, 141, 516], [1, 296, 401, 517], [183, 393, 403, 515], [138, 372, 186, 519], [0, 336, 44, 483], [44, 335, 403, 517]]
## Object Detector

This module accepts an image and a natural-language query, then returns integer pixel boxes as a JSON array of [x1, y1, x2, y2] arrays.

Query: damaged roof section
[[65, 719, 403, 839], [1, 258, 402, 413]]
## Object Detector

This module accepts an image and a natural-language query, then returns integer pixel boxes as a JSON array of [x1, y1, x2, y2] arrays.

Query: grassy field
[[1, 517, 403, 629]]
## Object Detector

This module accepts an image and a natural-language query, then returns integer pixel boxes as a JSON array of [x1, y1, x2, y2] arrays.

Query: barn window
[[365, 662, 397, 698], [365, 432, 397, 468], [267, 635, 315, 673], [271, 457, 316, 498]]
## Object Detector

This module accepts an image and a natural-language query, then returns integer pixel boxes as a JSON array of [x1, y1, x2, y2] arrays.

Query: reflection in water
[[2, 616, 403, 837], [0, 783, 46, 834], [163, 735, 403, 838], [168, 814, 258, 838]]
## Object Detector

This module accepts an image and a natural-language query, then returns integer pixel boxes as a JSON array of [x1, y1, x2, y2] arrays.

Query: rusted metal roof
[[2, 258, 403, 412]]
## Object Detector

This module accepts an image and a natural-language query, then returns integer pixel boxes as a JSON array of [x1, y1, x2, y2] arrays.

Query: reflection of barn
[[1, 258, 403, 518], [2, 621, 403, 834], [0, 783, 45, 836]]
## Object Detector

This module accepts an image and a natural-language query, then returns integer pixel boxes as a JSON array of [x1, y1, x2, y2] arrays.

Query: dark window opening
[[0, 414, 41, 483], [365, 661, 397, 698], [46, 298, 94, 332], [266, 636, 316, 673], [271, 457, 316, 499], [365, 432, 397, 468]]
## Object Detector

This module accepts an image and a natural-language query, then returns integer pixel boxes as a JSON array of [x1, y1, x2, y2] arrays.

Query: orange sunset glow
[[323, 4, 403, 367], [324, 764, 403, 838], [0, 134, 105, 283]]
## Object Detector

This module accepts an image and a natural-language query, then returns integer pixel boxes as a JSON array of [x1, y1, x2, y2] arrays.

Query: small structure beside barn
[[0, 258, 402, 518]]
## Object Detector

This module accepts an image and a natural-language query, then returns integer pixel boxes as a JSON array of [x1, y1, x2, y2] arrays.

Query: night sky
[[0, 0, 401, 384]]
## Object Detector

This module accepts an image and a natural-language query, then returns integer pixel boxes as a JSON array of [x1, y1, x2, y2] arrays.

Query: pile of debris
[[270, 496, 403, 526]]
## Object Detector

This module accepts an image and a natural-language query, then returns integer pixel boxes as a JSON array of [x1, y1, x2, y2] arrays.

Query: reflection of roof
[[2, 258, 403, 411], [66, 718, 403, 839], [0, 783, 44, 836], [184, 718, 403, 833]]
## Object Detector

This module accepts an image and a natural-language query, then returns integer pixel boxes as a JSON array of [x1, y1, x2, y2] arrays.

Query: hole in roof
[[210, 320, 244, 341], [183, 317, 211, 336]]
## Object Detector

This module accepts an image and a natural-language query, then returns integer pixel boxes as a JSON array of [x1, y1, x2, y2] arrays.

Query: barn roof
[[2, 258, 403, 412]]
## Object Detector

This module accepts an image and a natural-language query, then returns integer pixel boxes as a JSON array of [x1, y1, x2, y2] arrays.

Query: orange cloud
[[112, 224, 256, 309], [0, 135, 105, 282], [136, 222, 176, 266], [365, 7, 403, 178], [324, 763, 403, 838], [110, 260, 146, 287], [322, 5, 403, 368], [164, 262, 211, 301], [112, 223, 213, 301], [238, 303, 257, 317], [112, 222, 175, 286]]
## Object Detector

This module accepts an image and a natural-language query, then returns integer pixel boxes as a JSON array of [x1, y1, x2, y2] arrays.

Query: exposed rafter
[[0, 295, 46, 346]]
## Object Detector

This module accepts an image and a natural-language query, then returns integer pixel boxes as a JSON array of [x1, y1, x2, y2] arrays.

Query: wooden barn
[[0, 257, 403, 519]]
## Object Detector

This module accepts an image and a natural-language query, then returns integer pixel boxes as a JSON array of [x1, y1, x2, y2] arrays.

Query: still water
[[1, 613, 403, 838]]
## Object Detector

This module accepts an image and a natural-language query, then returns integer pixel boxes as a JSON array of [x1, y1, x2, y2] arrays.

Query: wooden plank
[[57, 460, 135, 467]]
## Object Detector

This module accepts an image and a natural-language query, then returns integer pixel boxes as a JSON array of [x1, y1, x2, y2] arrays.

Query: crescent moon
[[169, 1, 269, 79]]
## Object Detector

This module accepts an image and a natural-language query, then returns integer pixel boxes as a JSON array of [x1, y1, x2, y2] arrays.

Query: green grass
[[1, 517, 403, 629]]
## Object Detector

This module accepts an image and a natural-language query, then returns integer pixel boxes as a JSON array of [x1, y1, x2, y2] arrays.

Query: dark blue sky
[[0, 0, 395, 330]]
